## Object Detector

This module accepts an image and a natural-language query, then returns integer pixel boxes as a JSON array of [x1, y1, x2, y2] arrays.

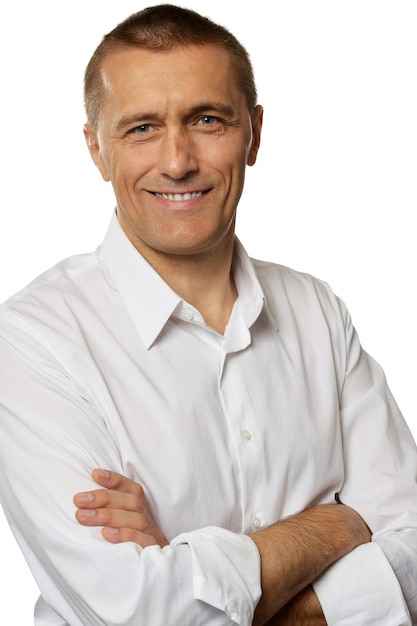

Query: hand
[[73, 469, 168, 548]]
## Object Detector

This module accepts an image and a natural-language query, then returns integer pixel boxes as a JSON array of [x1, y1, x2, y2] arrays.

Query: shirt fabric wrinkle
[[0, 210, 416, 625]]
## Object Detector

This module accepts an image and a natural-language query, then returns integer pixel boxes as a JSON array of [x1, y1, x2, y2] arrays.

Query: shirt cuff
[[172, 526, 262, 625], [313, 543, 411, 625]]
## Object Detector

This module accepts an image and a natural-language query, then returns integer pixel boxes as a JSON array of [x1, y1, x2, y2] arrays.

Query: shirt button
[[241, 428, 252, 442], [251, 516, 261, 530], [182, 309, 194, 321]]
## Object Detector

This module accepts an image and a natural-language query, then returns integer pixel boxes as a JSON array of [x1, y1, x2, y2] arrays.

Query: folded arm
[[0, 333, 261, 625], [75, 470, 370, 625]]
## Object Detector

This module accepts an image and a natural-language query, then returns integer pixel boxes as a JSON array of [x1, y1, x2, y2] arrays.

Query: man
[[0, 5, 416, 625]]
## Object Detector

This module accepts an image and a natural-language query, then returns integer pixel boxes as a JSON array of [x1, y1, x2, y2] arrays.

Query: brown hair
[[84, 4, 258, 130]]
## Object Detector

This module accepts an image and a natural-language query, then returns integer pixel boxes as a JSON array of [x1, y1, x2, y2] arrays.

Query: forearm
[[264, 586, 326, 626], [251, 503, 370, 626], [75, 474, 371, 626]]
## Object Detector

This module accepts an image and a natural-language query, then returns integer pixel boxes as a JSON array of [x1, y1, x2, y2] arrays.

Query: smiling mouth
[[152, 191, 204, 201]]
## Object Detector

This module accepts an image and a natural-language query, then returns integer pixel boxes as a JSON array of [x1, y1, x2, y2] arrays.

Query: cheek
[[208, 141, 248, 179], [110, 153, 146, 189], [225, 151, 249, 191]]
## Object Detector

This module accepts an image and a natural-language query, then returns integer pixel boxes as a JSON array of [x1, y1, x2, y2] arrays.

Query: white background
[[0, 1, 416, 622]]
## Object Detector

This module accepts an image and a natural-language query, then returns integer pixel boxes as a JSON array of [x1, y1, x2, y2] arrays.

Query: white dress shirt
[[0, 212, 416, 625]]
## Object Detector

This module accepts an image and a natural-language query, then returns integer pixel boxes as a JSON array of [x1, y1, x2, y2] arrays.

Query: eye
[[132, 124, 152, 134], [198, 115, 219, 126]]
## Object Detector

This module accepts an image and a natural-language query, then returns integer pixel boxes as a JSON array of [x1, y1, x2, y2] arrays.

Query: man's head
[[84, 4, 257, 132], [83, 5, 262, 265]]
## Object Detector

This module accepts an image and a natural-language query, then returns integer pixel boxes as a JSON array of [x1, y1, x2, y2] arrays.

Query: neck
[[136, 233, 238, 335]]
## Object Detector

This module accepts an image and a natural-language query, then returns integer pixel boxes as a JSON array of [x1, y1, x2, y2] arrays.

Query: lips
[[153, 191, 204, 201]]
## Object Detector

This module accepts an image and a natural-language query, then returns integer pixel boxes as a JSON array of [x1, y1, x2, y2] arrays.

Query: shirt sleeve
[[313, 544, 412, 625], [0, 314, 261, 626], [313, 297, 417, 625]]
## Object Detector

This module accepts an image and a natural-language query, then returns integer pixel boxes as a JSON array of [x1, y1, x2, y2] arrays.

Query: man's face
[[85, 44, 262, 261]]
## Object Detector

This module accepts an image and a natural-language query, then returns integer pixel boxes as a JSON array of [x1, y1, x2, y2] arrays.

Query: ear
[[83, 124, 111, 182], [247, 105, 263, 166]]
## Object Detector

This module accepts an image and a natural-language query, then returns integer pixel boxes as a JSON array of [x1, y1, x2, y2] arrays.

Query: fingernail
[[104, 527, 119, 534], [95, 469, 111, 479], [78, 509, 95, 518], [76, 492, 94, 503]]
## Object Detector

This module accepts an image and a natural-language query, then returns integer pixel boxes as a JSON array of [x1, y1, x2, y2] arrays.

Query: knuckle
[[97, 488, 110, 502], [132, 495, 143, 511], [99, 508, 112, 525], [133, 512, 147, 530]]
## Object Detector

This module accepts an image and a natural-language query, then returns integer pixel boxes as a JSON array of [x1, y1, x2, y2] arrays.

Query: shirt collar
[[232, 238, 267, 330], [101, 212, 275, 349], [101, 212, 182, 349]]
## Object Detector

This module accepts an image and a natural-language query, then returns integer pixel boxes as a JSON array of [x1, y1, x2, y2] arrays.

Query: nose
[[158, 128, 198, 179]]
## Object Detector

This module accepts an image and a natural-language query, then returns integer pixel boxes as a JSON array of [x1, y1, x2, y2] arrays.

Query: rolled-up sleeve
[[313, 543, 411, 625]]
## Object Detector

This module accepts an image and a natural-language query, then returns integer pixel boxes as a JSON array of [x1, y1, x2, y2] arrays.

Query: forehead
[[98, 44, 242, 117]]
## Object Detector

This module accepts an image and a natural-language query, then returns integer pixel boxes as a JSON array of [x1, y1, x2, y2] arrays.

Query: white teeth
[[155, 191, 203, 201]]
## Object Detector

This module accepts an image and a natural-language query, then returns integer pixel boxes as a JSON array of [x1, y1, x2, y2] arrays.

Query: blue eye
[[199, 116, 217, 125], [134, 124, 151, 134]]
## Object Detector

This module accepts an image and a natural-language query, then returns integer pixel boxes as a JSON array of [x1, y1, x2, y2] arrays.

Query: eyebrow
[[187, 102, 236, 119], [115, 102, 237, 133]]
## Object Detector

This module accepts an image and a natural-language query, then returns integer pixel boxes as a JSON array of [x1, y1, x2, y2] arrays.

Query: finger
[[75, 506, 169, 547], [73, 488, 140, 511], [75, 507, 148, 530], [102, 527, 166, 548], [75, 506, 163, 540], [91, 468, 145, 498], [75, 507, 129, 526]]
